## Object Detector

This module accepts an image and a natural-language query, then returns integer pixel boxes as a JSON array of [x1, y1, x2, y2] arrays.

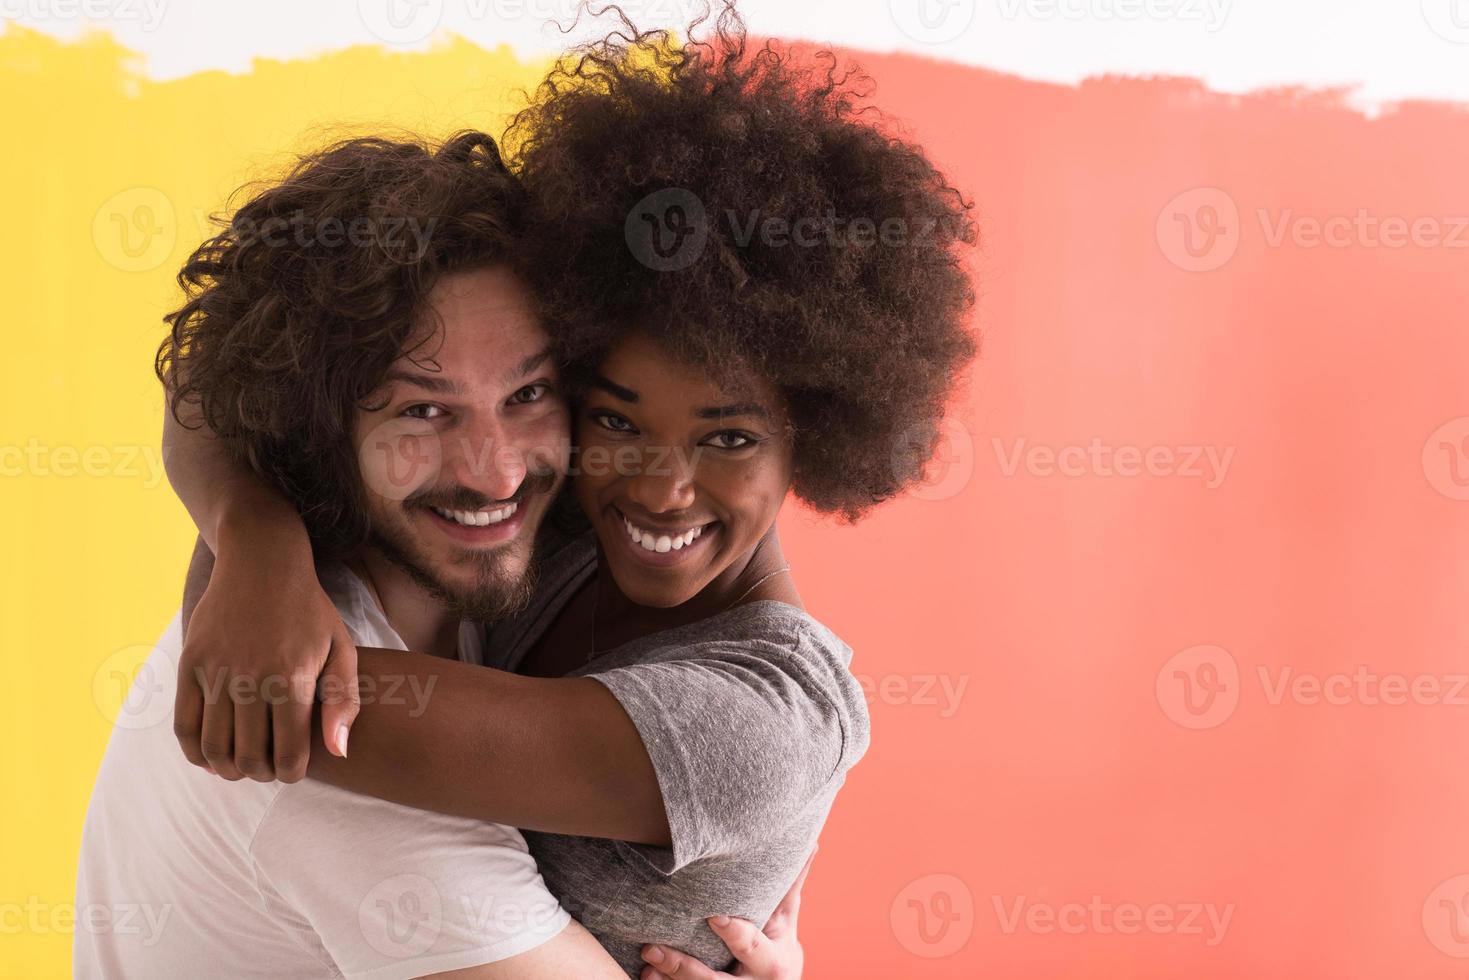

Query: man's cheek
[[357, 416, 444, 502], [532, 419, 573, 477]]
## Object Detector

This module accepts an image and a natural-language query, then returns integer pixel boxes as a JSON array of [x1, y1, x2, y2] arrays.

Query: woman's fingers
[[640, 943, 730, 980], [172, 664, 208, 769], [708, 916, 780, 977], [271, 679, 314, 783], [764, 847, 816, 939], [234, 696, 274, 781], [318, 630, 360, 758], [198, 692, 242, 780]]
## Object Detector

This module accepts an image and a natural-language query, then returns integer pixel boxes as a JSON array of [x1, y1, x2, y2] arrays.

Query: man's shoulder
[[312, 559, 407, 651]]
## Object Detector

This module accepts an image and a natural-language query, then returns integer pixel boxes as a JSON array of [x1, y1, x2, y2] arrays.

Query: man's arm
[[427, 922, 625, 980], [182, 543, 671, 846]]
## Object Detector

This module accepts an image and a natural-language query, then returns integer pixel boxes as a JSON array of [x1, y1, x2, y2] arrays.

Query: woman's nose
[[624, 448, 696, 513]]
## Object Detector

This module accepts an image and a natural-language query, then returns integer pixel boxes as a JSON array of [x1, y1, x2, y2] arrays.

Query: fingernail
[[334, 723, 350, 757], [643, 945, 664, 963], [710, 914, 731, 927]]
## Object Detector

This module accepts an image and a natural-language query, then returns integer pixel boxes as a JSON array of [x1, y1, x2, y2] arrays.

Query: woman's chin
[[615, 576, 696, 609]]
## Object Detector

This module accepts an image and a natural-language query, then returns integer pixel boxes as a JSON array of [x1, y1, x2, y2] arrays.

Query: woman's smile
[[612, 505, 721, 567]]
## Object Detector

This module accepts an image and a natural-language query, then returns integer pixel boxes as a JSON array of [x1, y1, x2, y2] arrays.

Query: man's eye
[[509, 383, 550, 405], [592, 411, 637, 434], [703, 430, 756, 450], [402, 404, 445, 420]]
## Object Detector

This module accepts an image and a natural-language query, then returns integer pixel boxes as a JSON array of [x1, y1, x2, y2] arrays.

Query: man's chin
[[368, 528, 537, 625]]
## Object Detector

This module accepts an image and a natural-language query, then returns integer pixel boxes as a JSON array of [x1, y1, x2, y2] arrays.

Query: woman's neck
[[590, 527, 798, 652]]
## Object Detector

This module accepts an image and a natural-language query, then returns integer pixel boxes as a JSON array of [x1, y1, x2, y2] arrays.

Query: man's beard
[[367, 518, 539, 624], [361, 466, 559, 624]]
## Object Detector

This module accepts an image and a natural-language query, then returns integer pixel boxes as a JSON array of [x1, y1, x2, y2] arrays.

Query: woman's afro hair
[[507, 1, 979, 520]]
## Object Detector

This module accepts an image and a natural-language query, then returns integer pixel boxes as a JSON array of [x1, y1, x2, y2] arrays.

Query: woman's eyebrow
[[592, 375, 639, 402], [695, 403, 768, 420]]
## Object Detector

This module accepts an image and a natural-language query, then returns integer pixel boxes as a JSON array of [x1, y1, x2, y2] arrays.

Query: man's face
[[353, 264, 569, 620]]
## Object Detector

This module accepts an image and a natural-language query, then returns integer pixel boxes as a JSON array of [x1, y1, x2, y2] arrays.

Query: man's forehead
[[378, 343, 554, 397]]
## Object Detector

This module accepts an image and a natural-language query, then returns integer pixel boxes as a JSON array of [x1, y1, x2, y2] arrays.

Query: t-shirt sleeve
[[589, 619, 871, 874], [249, 781, 571, 980]]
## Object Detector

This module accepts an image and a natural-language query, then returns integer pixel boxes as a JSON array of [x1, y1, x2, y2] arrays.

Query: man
[[78, 132, 664, 979]]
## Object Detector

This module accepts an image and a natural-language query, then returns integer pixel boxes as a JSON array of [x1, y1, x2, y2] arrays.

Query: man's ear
[[181, 535, 216, 637]]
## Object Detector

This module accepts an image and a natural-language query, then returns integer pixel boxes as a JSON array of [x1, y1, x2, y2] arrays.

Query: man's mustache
[[403, 465, 559, 513]]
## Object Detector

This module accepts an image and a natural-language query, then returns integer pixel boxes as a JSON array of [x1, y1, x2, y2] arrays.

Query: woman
[[168, 6, 976, 977]]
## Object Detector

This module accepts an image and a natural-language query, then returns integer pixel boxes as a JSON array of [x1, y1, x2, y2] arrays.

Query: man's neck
[[345, 550, 462, 659]]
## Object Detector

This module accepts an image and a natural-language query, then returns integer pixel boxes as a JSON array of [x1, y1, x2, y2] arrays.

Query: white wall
[[4, 0, 1468, 109]]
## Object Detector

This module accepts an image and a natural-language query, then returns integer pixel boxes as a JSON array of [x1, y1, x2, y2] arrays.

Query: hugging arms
[[75, 6, 976, 979]]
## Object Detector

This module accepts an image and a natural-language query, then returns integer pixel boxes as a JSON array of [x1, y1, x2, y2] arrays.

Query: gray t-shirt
[[484, 525, 871, 976]]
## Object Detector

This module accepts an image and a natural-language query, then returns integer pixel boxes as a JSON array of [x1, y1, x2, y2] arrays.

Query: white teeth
[[433, 503, 517, 527], [622, 513, 708, 554]]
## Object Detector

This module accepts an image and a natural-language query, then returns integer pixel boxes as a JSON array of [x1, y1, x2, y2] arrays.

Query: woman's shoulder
[[603, 599, 849, 664]]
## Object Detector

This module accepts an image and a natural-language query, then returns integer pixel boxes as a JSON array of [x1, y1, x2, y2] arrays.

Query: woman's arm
[[640, 849, 815, 980], [181, 543, 671, 845], [307, 647, 671, 845], [166, 405, 360, 782]]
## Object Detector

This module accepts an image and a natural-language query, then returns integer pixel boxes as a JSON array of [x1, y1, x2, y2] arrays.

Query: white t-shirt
[[74, 562, 570, 979]]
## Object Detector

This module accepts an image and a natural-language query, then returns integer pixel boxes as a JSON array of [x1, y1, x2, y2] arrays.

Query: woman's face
[[574, 332, 794, 609]]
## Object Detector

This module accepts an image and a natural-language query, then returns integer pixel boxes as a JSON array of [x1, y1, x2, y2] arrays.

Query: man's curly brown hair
[[156, 132, 526, 558], [507, 2, 978, 520]]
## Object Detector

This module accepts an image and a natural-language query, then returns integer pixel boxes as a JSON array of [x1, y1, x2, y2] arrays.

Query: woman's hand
[[173, 504, 359, 783], [639, 849, 815, 980]]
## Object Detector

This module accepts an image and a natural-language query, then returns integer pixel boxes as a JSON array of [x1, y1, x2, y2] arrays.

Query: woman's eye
[[704, 431, 756, 450], [402, 404, 445, 420], [509, 383, 550, 405], [592, 411, 637, 434]]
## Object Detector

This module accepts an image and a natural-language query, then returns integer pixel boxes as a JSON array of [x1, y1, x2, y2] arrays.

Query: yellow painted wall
[[0, 28, 550, 975]]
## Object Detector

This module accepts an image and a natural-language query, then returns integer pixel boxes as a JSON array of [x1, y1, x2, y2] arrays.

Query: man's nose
[[444, 421, 526, 502]]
